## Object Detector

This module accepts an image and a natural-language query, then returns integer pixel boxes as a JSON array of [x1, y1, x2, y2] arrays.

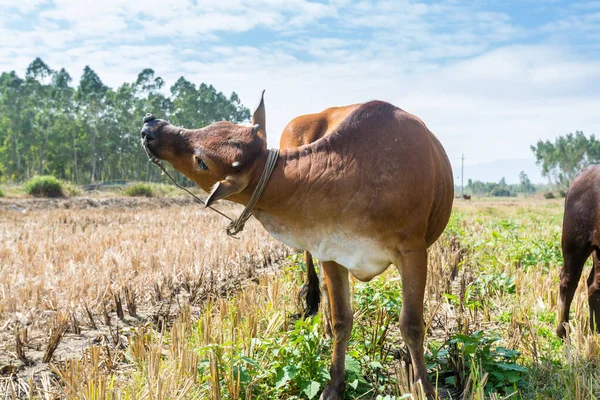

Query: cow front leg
[[319, 261, 352, 400]]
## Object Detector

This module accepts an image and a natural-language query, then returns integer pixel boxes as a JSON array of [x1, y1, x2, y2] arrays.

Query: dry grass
[[0, 198, 289, 397], [0, 200, 286, 318]]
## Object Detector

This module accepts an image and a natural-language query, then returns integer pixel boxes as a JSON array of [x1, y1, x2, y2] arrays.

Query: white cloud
[[0, 0, 49, 13]]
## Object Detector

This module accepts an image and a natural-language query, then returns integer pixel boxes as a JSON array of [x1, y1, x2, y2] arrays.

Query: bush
[[124, 183, 154, 197], [25, 175, 64, 198], [490, 187, 512, 197], [543, 192, 555, 199], [63, 181, 81, 196], [0, 187, 4, 198]]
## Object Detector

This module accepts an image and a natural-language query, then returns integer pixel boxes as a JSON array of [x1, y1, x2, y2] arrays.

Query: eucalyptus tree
[[0, 71, 30, 181], [75, 66, 109, 183], [170, 77, 249, 129], [47, 68, 77, 181], [25, 58, 55, 176]]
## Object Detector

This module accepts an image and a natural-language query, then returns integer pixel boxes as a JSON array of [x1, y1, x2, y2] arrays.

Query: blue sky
[[1, 0, 599, 183]]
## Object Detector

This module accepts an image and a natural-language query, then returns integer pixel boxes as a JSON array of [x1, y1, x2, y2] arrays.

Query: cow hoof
[[319, 383, 344, 400], [435, 387, 452, 399], [413, 378, 436, 399], [556, 322, 568, 339]]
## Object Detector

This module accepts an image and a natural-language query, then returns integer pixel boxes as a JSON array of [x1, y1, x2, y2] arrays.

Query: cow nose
[[141, 113, 158, 141]]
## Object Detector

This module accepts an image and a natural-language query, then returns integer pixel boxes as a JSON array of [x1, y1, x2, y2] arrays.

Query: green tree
[[490, 177, 512, 197], [25, 58, 54, 176], [75, 66, 109, 183], [48, 68, 78, 181], [531, 131, 600, 188], [170, 78, 249, 128], [518, 171, 535, 195]]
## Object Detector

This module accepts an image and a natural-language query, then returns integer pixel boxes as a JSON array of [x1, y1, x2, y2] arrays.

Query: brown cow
[[279, 104, 361, 321], [140, 95, 454, 398], [557, 165, 600, 339]]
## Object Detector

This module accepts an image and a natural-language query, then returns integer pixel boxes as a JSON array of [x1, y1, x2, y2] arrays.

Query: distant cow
[[462, 194, 471, 201], [557, 165, 600, 338]]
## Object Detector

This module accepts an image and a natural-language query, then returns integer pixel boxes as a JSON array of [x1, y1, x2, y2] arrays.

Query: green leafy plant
[[25, 175, 64, 197], [473, 273, 515, 298], [353, 276, 402, 317], [349, 276, 405, 397], [0, 187, 4, 197], [427, 331, 527, 396], [268, 316, 332, 399], [196, 315, 332, 400]]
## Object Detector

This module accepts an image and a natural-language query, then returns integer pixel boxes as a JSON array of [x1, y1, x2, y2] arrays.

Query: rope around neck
[[141, 137, 279, 237], [226, 148, 279, 237]]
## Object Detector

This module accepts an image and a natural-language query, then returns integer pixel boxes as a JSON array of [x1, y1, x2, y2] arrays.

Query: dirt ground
[[0, 196, 198, 212]]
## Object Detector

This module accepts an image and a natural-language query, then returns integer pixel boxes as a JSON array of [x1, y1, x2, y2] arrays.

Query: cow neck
[[224, 148, 279, 237], [232, 145, 323, 215]]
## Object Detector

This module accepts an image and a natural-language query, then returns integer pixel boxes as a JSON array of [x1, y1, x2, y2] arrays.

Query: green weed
[[427, 330, 527, 397]]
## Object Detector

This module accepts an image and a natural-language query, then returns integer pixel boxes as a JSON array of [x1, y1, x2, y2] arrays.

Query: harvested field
[[0, 197, 599, 399], [0, 198, 290, 397]]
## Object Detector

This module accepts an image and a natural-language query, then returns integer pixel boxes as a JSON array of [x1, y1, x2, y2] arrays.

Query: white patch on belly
[[310, 233, 392, 281], [257, 214, 391, 281]]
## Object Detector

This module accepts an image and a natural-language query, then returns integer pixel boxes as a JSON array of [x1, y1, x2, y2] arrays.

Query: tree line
[[465, 173, 540, 197], [0, 58, 250, 184]]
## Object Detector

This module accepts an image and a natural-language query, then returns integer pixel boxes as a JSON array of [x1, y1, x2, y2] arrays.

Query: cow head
[[141, 91, 267, 207]]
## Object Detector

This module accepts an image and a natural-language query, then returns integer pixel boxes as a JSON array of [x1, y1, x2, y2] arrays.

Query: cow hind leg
[[319, 262, 352, 400], [395, 247, 435, 398], [588, 249, 600, 333], [557, 244, 592, 339], [300, 251, 321, 317]]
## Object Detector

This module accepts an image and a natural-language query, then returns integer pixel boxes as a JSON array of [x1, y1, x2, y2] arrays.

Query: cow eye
[[197, 158, 208, 171]]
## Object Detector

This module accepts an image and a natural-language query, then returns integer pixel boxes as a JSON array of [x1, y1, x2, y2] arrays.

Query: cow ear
[[251, 90, 266, 140], [206, 178, 246, 207]]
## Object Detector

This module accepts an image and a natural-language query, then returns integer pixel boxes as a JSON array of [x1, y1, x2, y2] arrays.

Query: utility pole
[[461, 154, 465, 199]]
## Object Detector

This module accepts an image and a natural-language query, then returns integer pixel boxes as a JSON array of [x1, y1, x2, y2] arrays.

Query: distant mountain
[[451, 158, 545, 185]]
